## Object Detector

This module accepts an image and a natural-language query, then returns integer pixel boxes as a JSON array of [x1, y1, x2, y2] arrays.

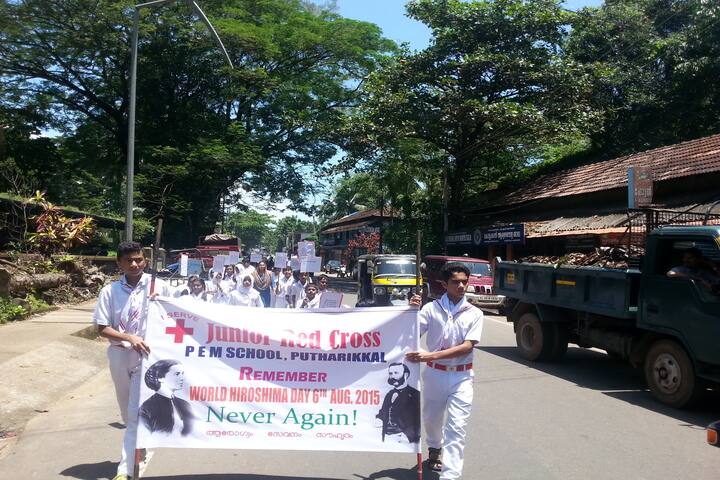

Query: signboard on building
[[478, 224, 525, 245], [628, 167, 653, 208], [446, 225, 525, 246], [445, 231, 473, 246]]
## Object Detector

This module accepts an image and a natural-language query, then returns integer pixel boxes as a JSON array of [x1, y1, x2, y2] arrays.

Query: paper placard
[[274, 252, 288, 269], [298, 240, 315, 258], [187, 259, 204, 276], [211, 256, 224, 274], [250, 253, 262, 263], [300, 255, 322, 273], [319, 291, 343, 308], [227, 251, 240, 265], [290, 255, 301, 271], [180, 254, 189, 277]]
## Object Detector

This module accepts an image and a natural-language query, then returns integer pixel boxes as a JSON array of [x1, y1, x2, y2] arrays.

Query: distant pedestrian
[[92, 242, 173, 480], [296, 283, 321, 309], [289, 270, 306, 308], [252, 260, 272, 308], [227, 275, 264, 307], [275, 267, 294, 309]]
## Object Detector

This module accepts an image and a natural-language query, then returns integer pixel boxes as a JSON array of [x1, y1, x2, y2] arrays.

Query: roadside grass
[[0, 295, 55, 324]]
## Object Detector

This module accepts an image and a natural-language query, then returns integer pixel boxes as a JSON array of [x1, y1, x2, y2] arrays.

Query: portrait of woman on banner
[[139, 359, 193, 436]]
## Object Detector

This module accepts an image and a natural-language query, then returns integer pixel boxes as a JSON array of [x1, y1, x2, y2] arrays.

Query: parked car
[[422, 255, 505, 310], [324, 260, 341, 274]]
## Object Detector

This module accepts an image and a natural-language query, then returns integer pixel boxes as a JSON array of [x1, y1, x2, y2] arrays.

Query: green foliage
[[346, 0, 599, 228], [0, 0, 395, 247], [26, 294, 51, 314], [225, 210, 275, 249], [566, 0, 720, 156], [0, 297, 25, 324], [264, 215, 316, 252]]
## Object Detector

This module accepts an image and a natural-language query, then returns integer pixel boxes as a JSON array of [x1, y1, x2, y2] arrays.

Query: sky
[[334, 0, 604, 52], [270, 0, 605, 221]]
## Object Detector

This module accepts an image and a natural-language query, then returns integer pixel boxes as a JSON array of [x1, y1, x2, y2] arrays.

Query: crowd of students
[[173, 258, 333, 309]]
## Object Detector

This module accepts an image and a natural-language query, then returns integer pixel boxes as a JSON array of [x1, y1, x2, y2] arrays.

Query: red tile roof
[[321, 208, 395, 230], [482, 133, 720, 208]]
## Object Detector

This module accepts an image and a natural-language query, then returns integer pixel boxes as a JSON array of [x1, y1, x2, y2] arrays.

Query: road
[[0, 299, 719, 479]]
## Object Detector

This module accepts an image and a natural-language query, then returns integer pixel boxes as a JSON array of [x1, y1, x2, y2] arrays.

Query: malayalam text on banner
[[137, 299, 420, 453]]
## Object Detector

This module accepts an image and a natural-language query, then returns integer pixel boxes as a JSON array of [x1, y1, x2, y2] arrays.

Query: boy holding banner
[[406, 262, 483, 480], [92, 242, 173, 480]]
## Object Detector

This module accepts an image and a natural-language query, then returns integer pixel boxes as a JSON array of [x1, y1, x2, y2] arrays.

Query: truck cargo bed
[[495, 261, 641, 319]]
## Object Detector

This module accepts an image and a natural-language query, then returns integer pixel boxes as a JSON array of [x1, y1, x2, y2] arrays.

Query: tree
[[346, 0, 598, 226], [566, 0, 720, 157], [0, 0, 395, 246], [225, 209, 274, 249], [264, 215, 316, 252]]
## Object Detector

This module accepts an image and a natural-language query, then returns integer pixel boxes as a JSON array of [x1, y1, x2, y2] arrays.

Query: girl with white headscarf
[[227, 274, 264, 307]]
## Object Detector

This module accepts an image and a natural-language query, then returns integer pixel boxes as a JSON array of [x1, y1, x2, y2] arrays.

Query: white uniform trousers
[[422, 367, 474, 480], [107, 346, 142, 476]]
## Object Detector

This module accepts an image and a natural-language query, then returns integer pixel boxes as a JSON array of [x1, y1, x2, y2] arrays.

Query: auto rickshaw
[[355, 254, 421, 306]]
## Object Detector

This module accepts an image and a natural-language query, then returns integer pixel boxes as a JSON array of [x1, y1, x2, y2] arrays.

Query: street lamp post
[[125, 0, 233, 241]]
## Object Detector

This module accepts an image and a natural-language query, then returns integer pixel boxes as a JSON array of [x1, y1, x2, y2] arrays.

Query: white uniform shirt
[[418, 293, 483, 367], [289, 281, 306, 308], [227, 289, 264, 307], [92, 273, 172, 346]]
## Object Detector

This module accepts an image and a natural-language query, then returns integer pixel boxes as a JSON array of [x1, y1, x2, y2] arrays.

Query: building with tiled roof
[[449, 133, 720, 259], [318, 208, 395, 261]]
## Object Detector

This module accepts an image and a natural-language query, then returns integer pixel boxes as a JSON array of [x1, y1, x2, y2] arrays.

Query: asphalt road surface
[[1, 302, 718, 479]]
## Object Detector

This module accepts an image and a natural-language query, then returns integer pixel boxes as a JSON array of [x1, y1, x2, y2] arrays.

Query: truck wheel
[[515, 313, 554, 361], [548, 323, 569, 360], [644, 340, 699, 408]]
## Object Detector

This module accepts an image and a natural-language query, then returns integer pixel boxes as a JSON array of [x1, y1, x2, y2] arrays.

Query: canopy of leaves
[[0, 0, 394, 247], [345, 0, 599, 225]]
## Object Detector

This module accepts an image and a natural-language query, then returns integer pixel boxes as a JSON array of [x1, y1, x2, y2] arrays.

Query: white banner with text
[[137, 299, 420, 453]]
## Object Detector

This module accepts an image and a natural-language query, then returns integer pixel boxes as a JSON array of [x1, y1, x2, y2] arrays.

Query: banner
[[137, 299, 421, 453]]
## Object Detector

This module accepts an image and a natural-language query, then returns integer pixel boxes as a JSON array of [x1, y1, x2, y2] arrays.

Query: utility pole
[[125, 0, 233, 241]]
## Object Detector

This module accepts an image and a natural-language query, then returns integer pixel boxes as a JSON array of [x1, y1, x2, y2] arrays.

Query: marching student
[[176, 275, 209, 302], [405, 262, 483, 480], [317, 274, 331, 294], [92, 242, 173, 480], [274, 267, 294, 309], [227, 274, 264, 307], [252, 260, 272, 308], [296, 283, 321, 309], [288, 270, 306, 308]]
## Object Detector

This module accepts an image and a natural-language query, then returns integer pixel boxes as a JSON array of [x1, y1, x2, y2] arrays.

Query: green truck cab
[[495, 226, 720, 408]]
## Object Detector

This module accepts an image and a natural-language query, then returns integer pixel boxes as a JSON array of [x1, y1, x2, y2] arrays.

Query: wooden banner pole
[[417, 452, 424, 480], [132, 215, 164, 480]]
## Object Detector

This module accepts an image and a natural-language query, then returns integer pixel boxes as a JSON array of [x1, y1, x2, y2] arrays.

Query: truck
[[494, 225, 720, 408], [170, 234, 242, 274]]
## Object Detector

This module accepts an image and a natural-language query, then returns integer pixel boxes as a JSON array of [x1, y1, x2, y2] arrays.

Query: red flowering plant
[[26, 192, 96, 255], [343, 232, 380, 261]]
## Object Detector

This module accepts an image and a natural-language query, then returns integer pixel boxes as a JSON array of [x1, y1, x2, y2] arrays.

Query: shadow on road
[[353, 464, 439, 480], [60, 460, 116, 479], [480, 345, 720, 427]]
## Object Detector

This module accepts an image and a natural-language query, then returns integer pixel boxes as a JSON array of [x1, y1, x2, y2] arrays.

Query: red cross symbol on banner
[[165, 319, 194, 343]]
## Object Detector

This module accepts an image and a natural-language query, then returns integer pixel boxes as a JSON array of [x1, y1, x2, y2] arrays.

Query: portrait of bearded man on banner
[[140, 359, 194, 436], [376, 362, 420, 444]]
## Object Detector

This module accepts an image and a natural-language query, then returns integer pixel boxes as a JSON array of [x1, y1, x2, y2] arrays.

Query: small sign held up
[[250, 253, 262, 263], [300, 256, 322, 273], [227, 251, 240, 265], [212, 256, 225, 273], [319, 291, 343, 308], [298, 240, 315, 258], [180, 254, 189, 277], [290, 255, 301, 271], [274, 252, 288, 269]]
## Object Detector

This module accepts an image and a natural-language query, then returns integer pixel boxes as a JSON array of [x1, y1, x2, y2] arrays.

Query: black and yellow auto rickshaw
[[355, 254, 421, 306]]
